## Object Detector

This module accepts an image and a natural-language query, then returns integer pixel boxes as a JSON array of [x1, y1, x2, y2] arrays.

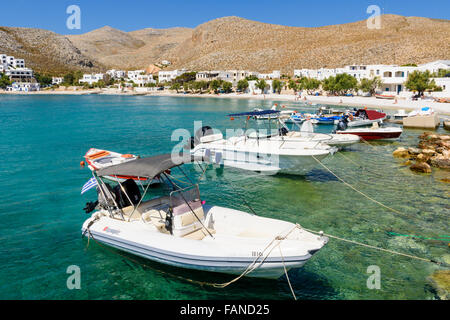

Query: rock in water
[[393, 147, 410, 158], [410, 162, 432, 173], [427, 270, 450, 300]]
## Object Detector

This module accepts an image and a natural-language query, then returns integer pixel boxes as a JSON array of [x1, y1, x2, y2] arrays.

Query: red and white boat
[[336, 123, 402, 141], [347, 109, 387, 127], [375, 94, 396, 100], [84, 148, 161, 185]]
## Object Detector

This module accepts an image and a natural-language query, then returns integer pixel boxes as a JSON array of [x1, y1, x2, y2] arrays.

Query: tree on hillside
[[237, 79, 249, 92], [222, 81, 233, 93], [170, 83, 181, 93], [304, 78, 321, 94], [255, 79, 268, 94], [210, 79, 222, 94], [288, 79, 298, 92], [34, 73, 53, 87], [358, 77, 383, 96], [405, 70, 437, 97], [272, 79, 284, 94], [174, 72, 197, 84], [245, 75, 259, 81], [322, 74, 357, 95], [63, 73, 75, 86], [0, 73, 12, 89]]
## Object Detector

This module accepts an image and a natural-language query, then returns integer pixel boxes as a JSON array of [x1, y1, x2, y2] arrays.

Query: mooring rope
[[301, 226, 450, 268], [312, 155, 407, 217]]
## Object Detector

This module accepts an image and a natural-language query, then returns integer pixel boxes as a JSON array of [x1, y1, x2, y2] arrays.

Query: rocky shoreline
[[393, 132, 450, 175]]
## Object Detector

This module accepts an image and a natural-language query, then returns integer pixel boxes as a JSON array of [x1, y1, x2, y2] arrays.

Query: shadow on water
[[275, 169, 339, 183], [83, 238, 336, 300]]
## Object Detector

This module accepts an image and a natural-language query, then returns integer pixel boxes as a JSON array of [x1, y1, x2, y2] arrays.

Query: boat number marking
[[252, 251, 263, 257]]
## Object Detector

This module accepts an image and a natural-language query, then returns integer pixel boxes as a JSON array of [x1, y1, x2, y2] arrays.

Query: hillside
[[1, 14, 449, 74], [168, 15, 450, 73], [0, 27, 101, 74], [67, 26, 192, 69]]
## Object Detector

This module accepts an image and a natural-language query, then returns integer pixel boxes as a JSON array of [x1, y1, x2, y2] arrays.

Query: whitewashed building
[[248, 80, 274, 94], [258, 70, 281, 80], [6, 82, 40, 92], [158, 69, 188, 83], [134, 74, 156, 87], [106, 69, 126, 79], [52, 77, 64, 85], [79, 73, 104, 85], [6, 68, 34, 82]]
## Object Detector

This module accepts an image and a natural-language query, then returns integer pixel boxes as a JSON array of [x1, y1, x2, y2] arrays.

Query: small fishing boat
[[336, 122, 402, 140], [81, 154, 328, 279], [375, 93, 396, 100], [346, 109, 387, 127], [84, 148, 160, 185]]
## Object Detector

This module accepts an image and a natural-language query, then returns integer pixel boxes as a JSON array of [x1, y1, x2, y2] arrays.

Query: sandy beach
[[2, 88, 450, 117]]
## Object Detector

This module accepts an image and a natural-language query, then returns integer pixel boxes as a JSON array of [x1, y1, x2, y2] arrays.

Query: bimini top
[[97, 153, 196, 179], [227, 110, 281, 117], [356, 109, 386, 120]]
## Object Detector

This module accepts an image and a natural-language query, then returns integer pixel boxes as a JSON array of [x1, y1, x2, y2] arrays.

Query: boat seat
[[183, 228, 216, 241], [143, 209, 168, 232]]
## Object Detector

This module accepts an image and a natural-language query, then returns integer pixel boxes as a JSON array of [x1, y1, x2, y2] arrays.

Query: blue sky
[[0, 0, 448, 34]]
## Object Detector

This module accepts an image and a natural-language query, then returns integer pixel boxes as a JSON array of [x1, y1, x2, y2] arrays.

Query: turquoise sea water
[[0, 94, 448, 300]]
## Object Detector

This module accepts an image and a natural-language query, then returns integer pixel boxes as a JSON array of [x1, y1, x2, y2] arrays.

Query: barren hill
[[67, 26, 192, 70], [0, 26, 101, 74], [169, 15, 450, 73], [1, 14, 449, 74]]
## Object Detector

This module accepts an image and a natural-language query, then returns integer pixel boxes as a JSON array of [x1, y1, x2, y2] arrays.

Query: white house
[[294, 60, 450, 95], [134, 74, 156, 87], [79, 73, 104, 85], [258, 70, 281, 80], [6, 68, 34, 82], [52, 77, 64, 85], [417, 60, 450, 74], [158, 69, 188, 83], [6, 82, 40, 92], [106, 69, 126, 79], [248, 80, 274, 94]]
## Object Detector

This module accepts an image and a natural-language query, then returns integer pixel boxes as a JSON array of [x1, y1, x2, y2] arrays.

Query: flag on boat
[[81, 177, 98, 194]]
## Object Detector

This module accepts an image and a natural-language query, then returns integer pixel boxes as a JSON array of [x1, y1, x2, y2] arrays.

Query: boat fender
[[80, 161, 85, 167]]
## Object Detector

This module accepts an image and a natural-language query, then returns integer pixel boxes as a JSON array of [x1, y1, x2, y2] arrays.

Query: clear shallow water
[[0, 95, 448, 300]]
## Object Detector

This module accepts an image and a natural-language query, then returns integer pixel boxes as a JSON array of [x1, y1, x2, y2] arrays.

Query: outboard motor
[[83, 201, 99, 214], [278, 127, 289, 136], [184, 126, 214, 150], [113, 179, 141, 209], [336, 116, 348, 131]]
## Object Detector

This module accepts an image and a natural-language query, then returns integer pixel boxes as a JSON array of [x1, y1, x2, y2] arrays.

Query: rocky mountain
[[169, 15, 450, 73], [67, 26, 192, 70], [0, 26, 101, 74], [1, 14, 449, 75]]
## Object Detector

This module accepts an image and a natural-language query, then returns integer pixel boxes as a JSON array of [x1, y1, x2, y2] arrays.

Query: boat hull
[[337, 129, 402, 140], [82, 206, 327, 279], [192, 148, 331, 175]]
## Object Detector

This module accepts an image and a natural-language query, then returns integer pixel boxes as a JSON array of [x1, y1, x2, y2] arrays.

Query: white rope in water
[[312, 155, 407, 217]]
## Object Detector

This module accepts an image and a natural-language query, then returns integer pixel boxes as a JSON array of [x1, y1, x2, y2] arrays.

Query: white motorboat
[[81, 154, 328, 279], [84, 148, 160, 185], [278, 120, 360, 147], [188, 111, 335, 175], [346, 109, 387, 127]]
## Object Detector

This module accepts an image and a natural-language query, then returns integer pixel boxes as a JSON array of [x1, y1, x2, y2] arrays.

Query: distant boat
[[84, 148, 160, 185], [375, 94, 396, 100]]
